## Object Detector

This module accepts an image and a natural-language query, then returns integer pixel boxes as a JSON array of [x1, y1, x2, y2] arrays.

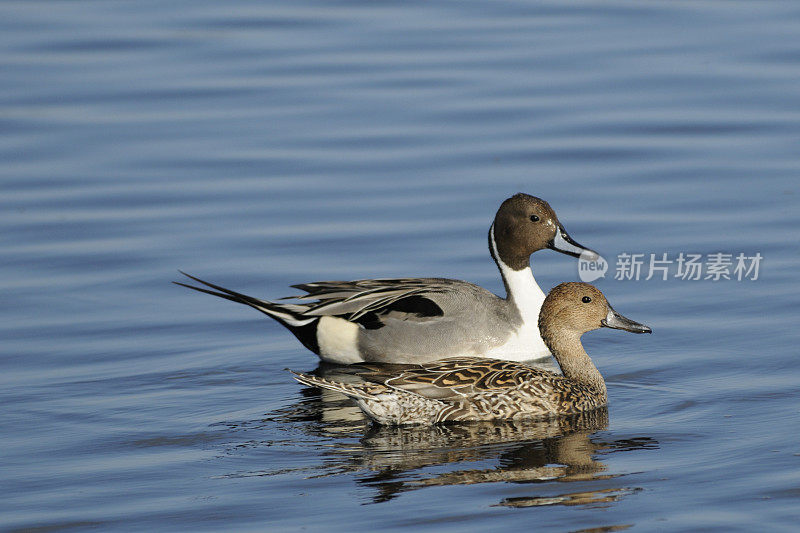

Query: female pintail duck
[[176, 193, 597, 364], [291, 283, 651, 425]]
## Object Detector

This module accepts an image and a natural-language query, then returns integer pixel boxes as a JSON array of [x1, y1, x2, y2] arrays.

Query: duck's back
[[355, 357, 606, 423], [354, 281, 523, 363], [432, 367, 606, 422]]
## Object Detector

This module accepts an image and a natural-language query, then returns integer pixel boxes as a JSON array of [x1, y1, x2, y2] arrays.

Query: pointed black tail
[[174, 271, 321, 353]]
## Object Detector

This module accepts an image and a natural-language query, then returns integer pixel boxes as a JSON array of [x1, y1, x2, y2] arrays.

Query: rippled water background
[[3, 1, 800, 531]]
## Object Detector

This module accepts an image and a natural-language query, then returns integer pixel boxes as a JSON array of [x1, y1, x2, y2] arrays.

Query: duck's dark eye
[[581, 296, 591, 303], [529, 214, 540, 222]]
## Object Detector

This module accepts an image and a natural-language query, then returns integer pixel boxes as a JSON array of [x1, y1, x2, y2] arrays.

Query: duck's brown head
[[538, 282, 652, 339], [491, 193, 598, 271]]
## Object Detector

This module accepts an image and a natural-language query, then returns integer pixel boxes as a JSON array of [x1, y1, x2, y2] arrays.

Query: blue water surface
[[2, 1, 800, 531]]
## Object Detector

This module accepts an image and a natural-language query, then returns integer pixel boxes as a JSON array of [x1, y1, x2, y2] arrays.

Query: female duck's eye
[[529, 214, 540, 222], [581, 296, 591, 303]]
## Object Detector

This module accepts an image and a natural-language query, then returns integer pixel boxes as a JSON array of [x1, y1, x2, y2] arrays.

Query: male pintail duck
[[291, 282, 651, 425], [176, 193, 597, 364]]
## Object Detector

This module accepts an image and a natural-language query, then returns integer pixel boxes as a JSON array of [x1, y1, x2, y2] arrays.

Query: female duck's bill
[[177, 193, 601, 364], [291, 282, 651, 426], [602, 306, 652, 334]]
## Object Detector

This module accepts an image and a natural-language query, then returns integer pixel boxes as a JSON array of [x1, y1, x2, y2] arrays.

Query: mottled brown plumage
[[292, 282, 651, 425]]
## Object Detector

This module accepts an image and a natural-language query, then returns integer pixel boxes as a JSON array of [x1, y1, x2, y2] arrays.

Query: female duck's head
[[538, 282, 652, 341]]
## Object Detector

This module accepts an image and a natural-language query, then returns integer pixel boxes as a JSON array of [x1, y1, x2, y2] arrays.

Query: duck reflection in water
[[266, 374, 658, 505]]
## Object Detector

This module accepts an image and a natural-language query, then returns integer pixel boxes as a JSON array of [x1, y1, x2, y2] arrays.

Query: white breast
[[484, 267, 551, 361], [487, 227, 551, 361]]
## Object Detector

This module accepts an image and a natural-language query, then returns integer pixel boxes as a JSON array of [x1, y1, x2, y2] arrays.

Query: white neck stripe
[[487, 224, 549, 358], [489, 224, 546, 317]]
